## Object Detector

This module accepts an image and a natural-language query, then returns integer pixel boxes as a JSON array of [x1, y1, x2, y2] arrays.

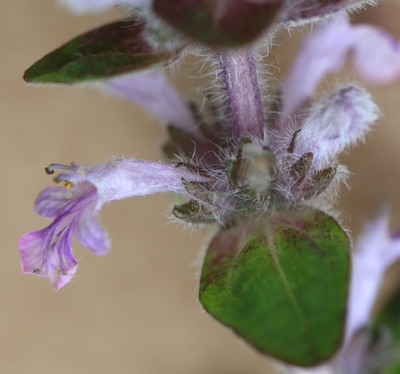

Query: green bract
[[24, 19, 175, 83], [200, 209, 350, 366]]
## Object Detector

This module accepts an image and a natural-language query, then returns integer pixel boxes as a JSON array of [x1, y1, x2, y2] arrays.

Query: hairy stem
[[219, 49, 265, 139]]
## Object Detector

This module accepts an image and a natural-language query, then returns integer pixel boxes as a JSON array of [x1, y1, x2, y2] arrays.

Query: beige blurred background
[[2, 1, 400, 373]]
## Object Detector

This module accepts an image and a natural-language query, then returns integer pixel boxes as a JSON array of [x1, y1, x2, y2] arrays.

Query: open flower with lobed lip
[[18, 159, 205, 290], [18, 15, 380, 310]]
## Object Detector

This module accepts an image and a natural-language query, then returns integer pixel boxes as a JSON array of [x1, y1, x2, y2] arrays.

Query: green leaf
[[24, 19, 176, 83], [200, 209, 350, 366]]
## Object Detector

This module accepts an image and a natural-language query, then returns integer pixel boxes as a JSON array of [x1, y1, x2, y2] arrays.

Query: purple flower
[[18, 159, 204, 290], [20, 9, 388, 290], [346, 212, 400, 341], [283, 14, 400, 115], [161, 47, 379, 223], [22, 0, 400, 301], [20, 0, 400, 371]]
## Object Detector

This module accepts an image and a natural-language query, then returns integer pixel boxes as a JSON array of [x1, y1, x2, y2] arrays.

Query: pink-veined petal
[[19, 225, 78, 291]]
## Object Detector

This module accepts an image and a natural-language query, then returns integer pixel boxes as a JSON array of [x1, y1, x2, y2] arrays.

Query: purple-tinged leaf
[[153, 0, 282, 47], [200, 209, 350, 366], [24, 19, 179, 84]]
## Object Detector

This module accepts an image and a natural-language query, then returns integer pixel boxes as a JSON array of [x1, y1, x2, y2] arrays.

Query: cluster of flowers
[[19, 0, 400, 372]]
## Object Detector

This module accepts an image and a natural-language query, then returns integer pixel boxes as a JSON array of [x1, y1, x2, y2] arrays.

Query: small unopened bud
[[294, 84, 380, 169]]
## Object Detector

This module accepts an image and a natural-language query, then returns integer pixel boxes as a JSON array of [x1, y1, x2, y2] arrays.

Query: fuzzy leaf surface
[[200, 209, 350, 366]]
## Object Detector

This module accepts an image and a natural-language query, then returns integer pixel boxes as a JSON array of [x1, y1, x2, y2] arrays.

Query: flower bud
[[293, 85, 380, 169]]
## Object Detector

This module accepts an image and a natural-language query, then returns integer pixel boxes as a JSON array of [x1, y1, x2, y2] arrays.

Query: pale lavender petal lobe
[[74, 202, 110, 255], [283, 15, 351, 115], [35, 186, 74, 217], [19, 226, 78, 291], [105, 71, 197, 131], [35, 182, 96, 218], [346, 213, 400, 342], [351, 25, 400, 84], [219, 49, 265, 139]]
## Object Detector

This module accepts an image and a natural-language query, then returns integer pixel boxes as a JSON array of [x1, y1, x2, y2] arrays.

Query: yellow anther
[[64, 182, 73, 189]]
